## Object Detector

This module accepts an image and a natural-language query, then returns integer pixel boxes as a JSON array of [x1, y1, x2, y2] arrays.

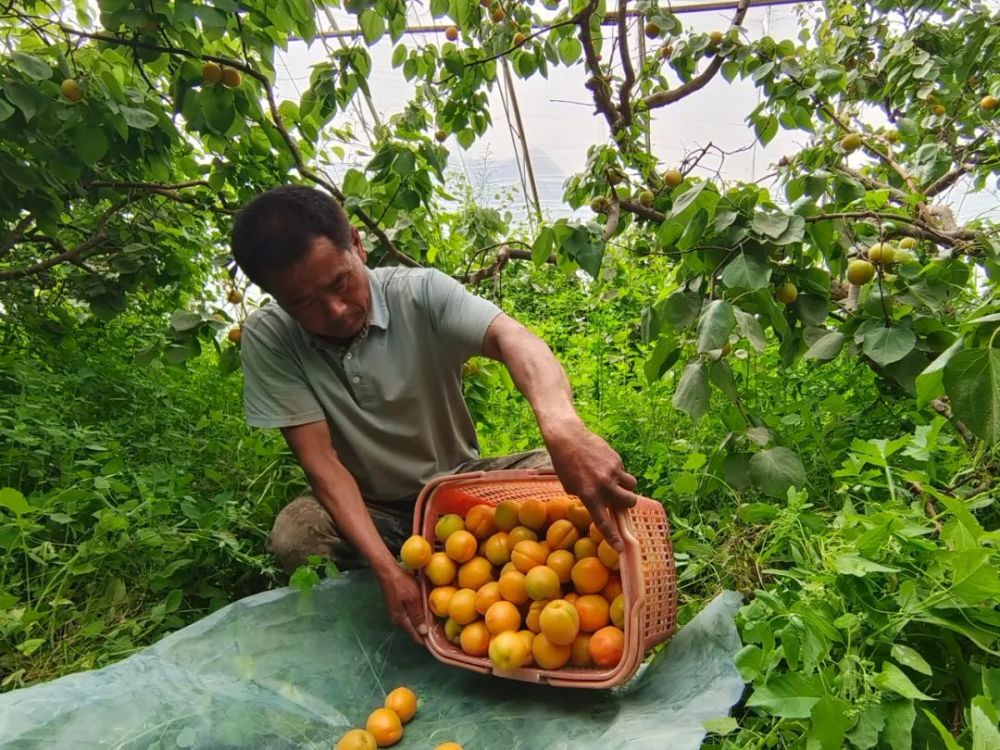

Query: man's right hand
[[374, 562, 428, 644]]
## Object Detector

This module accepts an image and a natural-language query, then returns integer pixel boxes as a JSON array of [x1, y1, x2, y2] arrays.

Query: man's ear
[[352, 227, 367, 264]]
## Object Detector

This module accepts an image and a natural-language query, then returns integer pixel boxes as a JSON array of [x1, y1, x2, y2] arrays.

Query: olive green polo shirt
[[240, 267, 503, 502]]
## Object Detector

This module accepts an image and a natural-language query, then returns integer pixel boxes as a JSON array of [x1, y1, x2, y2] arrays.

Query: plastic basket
[[413, 469, 677, 688]]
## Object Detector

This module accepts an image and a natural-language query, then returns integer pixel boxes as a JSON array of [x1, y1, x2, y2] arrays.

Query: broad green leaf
[[804, 332, 844, 362], [943, 348, 1000, 443], [696, 299, 736, 353], [12, 51, 52, 80], [709, 359, 738, 402], [862, 326, 916, 366], [793, 295, 829, 326], [807, 695, 853, 750], [170, 311, 202, 332], [922, 709, 963, 750], [0, 487, 31, 516], [890, 644, 932, 676], [873, 662, 933, 701], [915, 338, 962, 407], [6, 82, 45, 121], [881, 702, 916, 750], [643, 337, 679, 384], [701, 717, 738, 735], [751, 209, 789, 239], [559, 226, 603, 277], [845, 705, 886, 750], [673, 362, 709, 422], [746, 672, 824, 718], [391, 44, 407, 67], [723, 454, 751, 489], [735, 309, 766, 351], [342, 168, 368, 197], [834, 554, 900, 576], [120, 106, 158, 130], [668, 181, 705, 218], [358, 9, 384, 44], [658, 291, 701, 329], [75, 125, 109, 164], [773, 214, 806, 245], [972, 696, 1000, 750], [557, 37, 582, 65], [0, 97, 14, 122], [531, 226, 554, 266], [721, 251, 771, 290], [749, 447, 806, 498]]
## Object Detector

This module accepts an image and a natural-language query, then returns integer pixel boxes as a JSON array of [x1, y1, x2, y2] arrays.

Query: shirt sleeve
[[240, 310, 326, 429], [424, 269, 503, 360]]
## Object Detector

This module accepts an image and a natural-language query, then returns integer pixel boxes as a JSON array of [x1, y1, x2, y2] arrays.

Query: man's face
[[264, 231, 371, 341]]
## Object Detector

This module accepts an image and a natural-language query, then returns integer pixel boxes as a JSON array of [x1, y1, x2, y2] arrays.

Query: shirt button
[[352, 376, 360, 384], [345, 353, 352, 359]]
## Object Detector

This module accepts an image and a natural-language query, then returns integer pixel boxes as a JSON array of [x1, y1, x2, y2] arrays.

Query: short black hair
[[230, 185, 353, 287]]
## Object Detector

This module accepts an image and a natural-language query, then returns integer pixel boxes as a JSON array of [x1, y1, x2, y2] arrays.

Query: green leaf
[[559, 226, 603, 277], [751, 209, 790, 239], [659, 291, 701, 329], [746, 672, 824, 718], [673, 362, 709, 423], [668, 181, 705, 218], [874, 662, 933, 701], [793, 294, 829, 326], [557, 37, 582, 65], [915, 338, 962, 408], [807, 695, 853, 750], [735, 309, 766, 351], [342, 168, 368, 197], [75, 126, 109, 164], [119, 106, 159, 130], [532, 227, 554, 266], [943, 348, 1000, 443], [972, 696, 1000, 750], [709, 359, 738, 402], [5, 82, 45, 121], [922, 709, 963, 750], [721, 251, 771, 290], [696, 300, 736, 353], [804, 332, 844, 362], [359, 9, 384, 44], [834, 554, 900, 576], [890, 644, 932, 676], [0, 487, 31, 516], [749, 447, 806, 498], [846, 705, 886, 750], [12, 51, 52, 81], [391, 44, 407, 67], [879, 702, 916, 750], [644, 338, 679, 384], [0, 97, 14, 122], [170, 311, 202, 332], [862, 326, 916, 366], [701, 717, 738, 735]]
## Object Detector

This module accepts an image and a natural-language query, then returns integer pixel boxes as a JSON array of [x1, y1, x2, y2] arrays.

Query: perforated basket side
[[629, 498, 677, 650]]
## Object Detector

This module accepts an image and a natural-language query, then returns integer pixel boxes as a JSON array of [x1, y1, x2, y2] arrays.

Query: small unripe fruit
[[931, 103, 946, 116], [60, 79, 83, 102], [663, 168, 683, 187], [221, 67, 242, 88], [202, 62, 223, 84], [606, 168, 625, 185], [638, 189, 654, 206], [644, 22, 661, 39], [227, 289, 243, 304], [491, 6, 506, 22], [897, 236, 916, 250], [512, 32, 526, 46], [840, 132, 862, 151], [590, 196, 609, 213], [885, 129, 900, 143], [659, 44, 673, 59], [709, 30, 724, 46], [435, 129, 447, 142], [227, 327, 242, 343], [981, 95, 998, 111], [776, 282, 798, 304], [445, 25, 459, 41], [867, 242, 895, 265], [847, 259, 875, 285]]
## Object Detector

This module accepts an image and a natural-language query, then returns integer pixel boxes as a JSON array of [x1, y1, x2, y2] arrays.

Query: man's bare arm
[[481, 313, 637, 549]]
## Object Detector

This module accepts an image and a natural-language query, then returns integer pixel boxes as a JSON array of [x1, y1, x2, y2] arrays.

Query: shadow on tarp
[[0, 571, 745, 749]]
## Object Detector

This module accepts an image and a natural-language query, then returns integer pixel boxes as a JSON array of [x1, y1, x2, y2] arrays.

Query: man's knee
[[267, 495, 343, 575]]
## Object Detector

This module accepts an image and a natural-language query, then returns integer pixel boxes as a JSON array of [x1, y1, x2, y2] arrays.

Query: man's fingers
[[606, 482, 638, 510], [405, 594, 428, 637], [618, 469, 638, 492], [593, 505, 625, 553]]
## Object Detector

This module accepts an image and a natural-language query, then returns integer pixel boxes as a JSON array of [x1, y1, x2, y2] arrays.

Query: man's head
[[231, 186, 370, 341]]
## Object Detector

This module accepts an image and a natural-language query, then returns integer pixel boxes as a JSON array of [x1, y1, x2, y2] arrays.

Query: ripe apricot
[[588, 522, 604, 544], [336, 728, 378, 750], [563, 592, 579, 606], [508, 525, 538, 546], [539, 599, 580, 645], [384, 687, 417, 723], [494, 499, 520, 531], [524, 565, 561, 601], [602, 576, 623, 603], [435, 513, 465, 541], [365, 707, 402, 747], [546, 519, 581, 550], [500, 561, 518, 577], [425, 553, 456, 586], [567, 502, 592, 531], [589, 625, 625, 667], [483, 531, 511, 565], [610, 594, 625, 627], [525, 599, 549, 633], [489, 629, 529, 671], [428, 586, 457, 618], [546, 550, 575, 583], [445, 530, 478, 563], [597, 540, 620, 570], [457, 556, 494, 590], [570, 634, 593, 667], [518, 629, 535, 663], [443, 617, 462, 644], [531, 632, 572, 669], [546, 495, 574, 523], [465, 505, 497, 538], [575, 594, 611, 633], [435, 744, 463, 750], [400, 535, 432, 570], [498, 570, 529, 605], [511, 540, 547, 574], [474, 581, 502, 615], [572, 557, 611, 595], [459, 621, 490, 656], [573, 538, 597, 559], [518, 498, 547, 530], [447, 588, 478, 625], [485, 600, 521, 634]]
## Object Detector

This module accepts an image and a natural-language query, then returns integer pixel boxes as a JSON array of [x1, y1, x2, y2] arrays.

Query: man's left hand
[[545, 420, 638, 552]]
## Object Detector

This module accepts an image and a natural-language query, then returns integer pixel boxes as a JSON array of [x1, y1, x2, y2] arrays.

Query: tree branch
[[455, 247, 555, 285], [0, 215, 34, 261], [640, 0, 749, 111], [803, 211, 978, 248], [615, 0, 636, 132], [577, 0, 619, 131]]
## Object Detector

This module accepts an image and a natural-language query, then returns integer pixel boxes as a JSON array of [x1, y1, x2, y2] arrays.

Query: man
[[231, 186, 637, 643]]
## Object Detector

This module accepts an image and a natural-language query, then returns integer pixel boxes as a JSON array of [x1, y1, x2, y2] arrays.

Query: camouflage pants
[[267, 449, 552, 575]]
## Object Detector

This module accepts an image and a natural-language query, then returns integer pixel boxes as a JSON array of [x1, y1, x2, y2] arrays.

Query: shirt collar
[[305, 267, 388, 351]]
